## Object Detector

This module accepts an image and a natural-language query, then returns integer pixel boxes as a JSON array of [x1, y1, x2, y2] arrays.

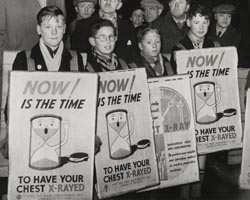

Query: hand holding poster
[[8, 71, 98, 200], [147, 74, 199, 189], [176, 47, 242, 154], [95, 68, 159, 199]]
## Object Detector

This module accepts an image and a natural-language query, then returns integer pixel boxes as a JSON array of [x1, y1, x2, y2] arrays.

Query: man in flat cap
[[140, 0, 164, 24], [69, 0, 97, 35], [208, 3, 241, 48]]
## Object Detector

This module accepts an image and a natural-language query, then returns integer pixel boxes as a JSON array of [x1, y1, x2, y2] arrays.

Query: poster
[[95, 68, 159, 199], [177, 47, 242, 154], [227, 68, 249, 165], [147, 74, 199, 189], [8, 71, 98, 200], [240, 89, 250, 189], [0, 51, 17, 177]]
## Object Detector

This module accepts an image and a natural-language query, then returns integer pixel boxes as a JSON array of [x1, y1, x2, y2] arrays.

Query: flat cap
[[140, 0, 164, 9], [73, 0, 97, 6], [213, 4, 236, 14]]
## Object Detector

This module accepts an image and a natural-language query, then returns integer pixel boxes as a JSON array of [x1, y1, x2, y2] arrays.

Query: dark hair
[[89, 19, 116, 38], [37, 5, 65, 25], [187, 4, 211, 20], [137, 26, 161, 43]]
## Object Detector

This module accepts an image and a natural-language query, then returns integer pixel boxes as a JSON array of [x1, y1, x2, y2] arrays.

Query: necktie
[[177, 22, 183, 30], [217, 31, 222, 38], [152, 61, 162, 75]]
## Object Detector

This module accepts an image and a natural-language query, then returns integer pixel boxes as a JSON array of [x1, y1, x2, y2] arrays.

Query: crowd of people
[[0, 0, 247, 199]]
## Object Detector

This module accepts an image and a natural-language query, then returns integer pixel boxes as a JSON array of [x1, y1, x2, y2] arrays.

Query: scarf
[[92, 48, 118, 71], [39, 38, 64, 71], [142, 53, 163, 76]]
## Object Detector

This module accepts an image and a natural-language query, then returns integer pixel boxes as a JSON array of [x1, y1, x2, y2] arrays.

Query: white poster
[[147, 74, 199, 189], [95, 68, 159, 199], [177, 47, 242, 154], [8, 71, 98, 200]]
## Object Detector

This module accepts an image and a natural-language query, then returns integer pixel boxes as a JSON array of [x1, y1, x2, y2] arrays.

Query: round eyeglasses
[[94, 34, 117, 42]]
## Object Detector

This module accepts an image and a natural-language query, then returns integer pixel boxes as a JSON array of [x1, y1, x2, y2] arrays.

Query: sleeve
[[12, 50, 28, 71], [70, 19, 91, 52]]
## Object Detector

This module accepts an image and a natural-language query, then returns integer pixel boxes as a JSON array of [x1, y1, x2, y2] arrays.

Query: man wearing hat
[[69, 0, 97, 34], [152, 0, 190, 60], [208, 4, 241, 48], [140, 0, 164, 24]]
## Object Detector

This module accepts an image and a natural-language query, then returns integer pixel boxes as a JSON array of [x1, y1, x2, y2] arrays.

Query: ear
[[89, 37, 96, 47], [186, 19, 190, 27], [75, 6, 78, 13], [158, 8, 163, 16], [185, 4, 190, 12], [116, 1, 122, 10], [63, 24, 66, 34], [37, 25, 41, 35], [138, 42, 143, 51]]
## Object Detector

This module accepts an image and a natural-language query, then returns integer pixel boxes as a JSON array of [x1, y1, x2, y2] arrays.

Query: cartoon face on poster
[[8, 72, 98, 200], [176, 47, 242, 154], [95, 68, 159, 199]]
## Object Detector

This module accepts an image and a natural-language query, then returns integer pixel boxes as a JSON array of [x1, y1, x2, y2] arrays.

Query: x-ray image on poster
[[147, 74, 199, 189], [8, 71, 98, 200], [95, 68, 159, 199], [176, 47, 242, 154]]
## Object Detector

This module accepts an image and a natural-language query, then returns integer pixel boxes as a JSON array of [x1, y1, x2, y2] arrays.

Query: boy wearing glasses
[[71, 0, 139, 66], [86, 19, 129, 72]]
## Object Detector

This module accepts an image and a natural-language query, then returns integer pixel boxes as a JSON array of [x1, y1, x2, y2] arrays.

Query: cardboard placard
[[176, 47, 242, 154], [8, 71, 98, 200], [146, 74, 199, 189], [95, 68, 159, 199]]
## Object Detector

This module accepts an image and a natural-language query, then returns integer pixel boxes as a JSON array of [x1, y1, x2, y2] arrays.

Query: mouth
[[44, 128, 48, 134], [203, 92, 207, 97]]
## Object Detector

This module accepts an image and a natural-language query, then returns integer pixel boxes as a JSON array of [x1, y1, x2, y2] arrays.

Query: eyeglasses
[[95, 34, 117, 42]]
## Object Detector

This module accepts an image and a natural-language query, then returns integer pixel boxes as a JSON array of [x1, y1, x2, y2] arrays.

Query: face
[[169, 0, 189, 19], [76, 2, 95, 19], [107, 111, 127, 133], [187, 14, 210, 40], [99, 0, 122, 14], [143, 6, 161, 23], [90, 26, 116, 56], [139, 30, 161, 58], [130, 9, 144, 27], [215, 13, 232, 29], [37, 15, 66, 48], [32, 117, 60, 141]]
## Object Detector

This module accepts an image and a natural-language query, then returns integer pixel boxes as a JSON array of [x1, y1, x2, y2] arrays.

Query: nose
[[175, 3, 179, 9], [52, 27, 57, 35], [153, 42, 157, 48], [199, 23, 204, 30], [105, 0, 111, 5]]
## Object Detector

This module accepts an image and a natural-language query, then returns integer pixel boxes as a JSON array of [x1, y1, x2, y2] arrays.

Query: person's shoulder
[[13, 50, 28, 70], [152, 12, 170, 27]]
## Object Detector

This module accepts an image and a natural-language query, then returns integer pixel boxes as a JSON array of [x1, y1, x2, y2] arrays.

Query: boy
[[171, 4, 219, 73], [170, 4, 220, 199], [70, 0, 139, 65], [86, 19, 129, 72], [12, 5, 85, 71]]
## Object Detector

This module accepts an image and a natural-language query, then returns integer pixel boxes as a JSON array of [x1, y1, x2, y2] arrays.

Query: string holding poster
[[176, 47, 242, 154], [95, 68, 159, 199], [146, 74, 199, 189], [8, 71, 98, 200], [240, 89, 250, 189]]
